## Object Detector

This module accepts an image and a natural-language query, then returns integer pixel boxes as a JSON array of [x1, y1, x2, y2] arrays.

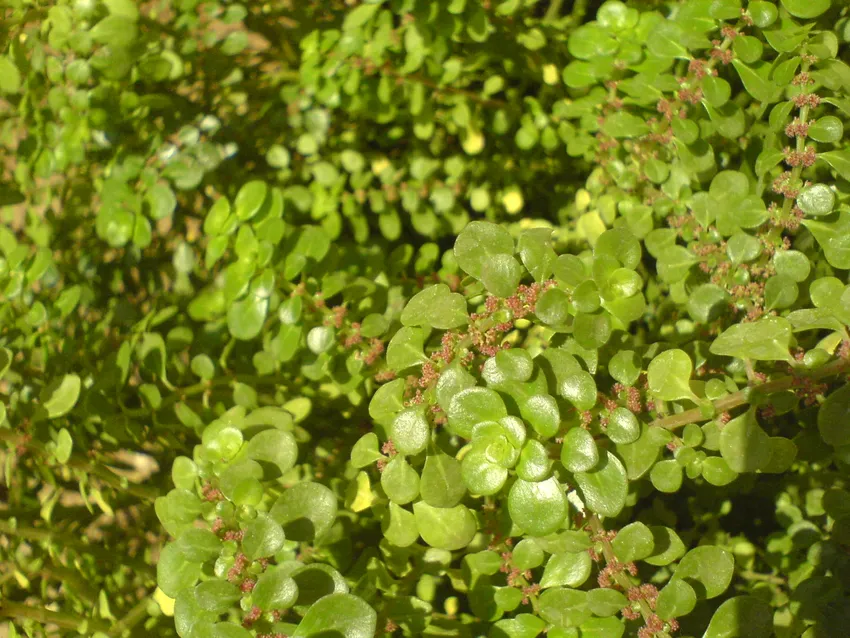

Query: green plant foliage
[[2, 1, 850, 637]]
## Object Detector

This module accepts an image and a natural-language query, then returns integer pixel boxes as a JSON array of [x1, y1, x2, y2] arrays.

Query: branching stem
[[650, 358, 850, 431]]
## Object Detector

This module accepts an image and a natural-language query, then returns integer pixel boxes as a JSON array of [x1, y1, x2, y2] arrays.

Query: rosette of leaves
[[156, 407, 376, 638]]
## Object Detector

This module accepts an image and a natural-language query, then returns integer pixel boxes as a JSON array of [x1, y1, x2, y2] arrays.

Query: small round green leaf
[[413, 502, 477, 550], [508, 477, 568, 537], [561, 427, 599, 473], [574, 451, 628, 518]]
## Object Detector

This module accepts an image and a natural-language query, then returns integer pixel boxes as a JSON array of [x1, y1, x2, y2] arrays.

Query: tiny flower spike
[[1, 1, 850, 637]]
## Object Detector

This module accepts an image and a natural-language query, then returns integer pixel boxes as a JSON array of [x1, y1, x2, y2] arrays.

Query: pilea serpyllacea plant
[[1, 0, 849, 637]]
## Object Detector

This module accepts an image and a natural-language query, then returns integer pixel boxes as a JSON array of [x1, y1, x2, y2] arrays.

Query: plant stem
[[109, 592, 152, 637], [587, 515, 670, 638], [570, 0, 589, 22], [0, 600, 110, 632], [0, 430, 160, 501], [650, 358, 850, 431], [544, 0, 566, 22]]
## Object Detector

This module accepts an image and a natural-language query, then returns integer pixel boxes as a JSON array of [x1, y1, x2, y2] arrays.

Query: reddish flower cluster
[[597, 558, 638, 588], [612, 383, 642, 413], [374, 369, 396, 382], [688, 58, 708, 79], [328, 305, 347, 328], [240, 577, 256, 593], [676, 87, 703, 105], [202, 483, 224, 502], [223, 529, 245, 542], [791, 375, 827, 406], [521, 583, 541, 604], [783, 146, 817, 168], [242, 605, 262, 628], [792, 72, 814, 86], [342, 324, 362, 348], [384, 619, 399, 633], [362, 338, 385, 365], [771, 171, 800, 199], [638, 613, 676, 638], [227, 552, 250, 583], [785, 118, 810, 138], [710, 42, 734, 64], [628, 583, 659, 608], [720, 25, 738, 39], [793, 93, 821, 108]]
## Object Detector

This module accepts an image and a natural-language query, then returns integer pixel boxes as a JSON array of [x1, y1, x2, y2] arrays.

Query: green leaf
[[720, 410, 773, 472], [271, 482, 337, 542], [351, 433, 383, 468], [483, 349, 534, 385], [651, 459, 683, 492], [245, 429, 298, 477], [780, 0, 831, 19], [481, 254, 523, 297], [518, 228, 557, 282], [818, 383, 850, 447], [157, 543, 201, 598], [602, 112, 650, 138], [194, 581, 240, 614], [253, 566, 299, 611], [536, 288, 571, 326], [0, 57, 21, 94], [560, 371, 597, 411], [90, 15, 138, 47], [54, 429, 73, 464], [295, 593, 377, 638], [560, 427, 599, 473], [420, 453, 466, 508], [644, 526, 686, 566], [540, 551, 592, 589], [808, 116, 843, 143], [607, 408, 640, 444], [462, 448, 509, 495], [520, 394, 560, 439], [508, 477, 568, 537], [41, 374, 81, 419], [381, 457, 420, 505], [803, 212, 850, 269], [710, 316, 793, 362], [454, 221, 514, 280], [797, 184, 835, 217], [391, 407, 430, 456], [574, 451, 628, 517], [818, 150, 850, 182], [242, 513, 285, 559], [656, 579, 697, 620], [647, 349, 696, 402], [731, 60, 778, 104], [401, 284, 468, 330], [538, 588, 591, 628], [387, 327, 428, 371], [227, 295, 269, 341], [672, 546, 734, 599], [448, 387, 507, 438], [382, 502, 419, 547], [612, 522, 655, 563], [585, 589, 627, 618], [413, 502, 477, 550], [369, 379, 406, 426], [703, 595, 773, 638]]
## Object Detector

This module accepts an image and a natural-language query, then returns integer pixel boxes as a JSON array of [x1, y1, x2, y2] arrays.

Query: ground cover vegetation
[[1, 0, 850, 636]]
